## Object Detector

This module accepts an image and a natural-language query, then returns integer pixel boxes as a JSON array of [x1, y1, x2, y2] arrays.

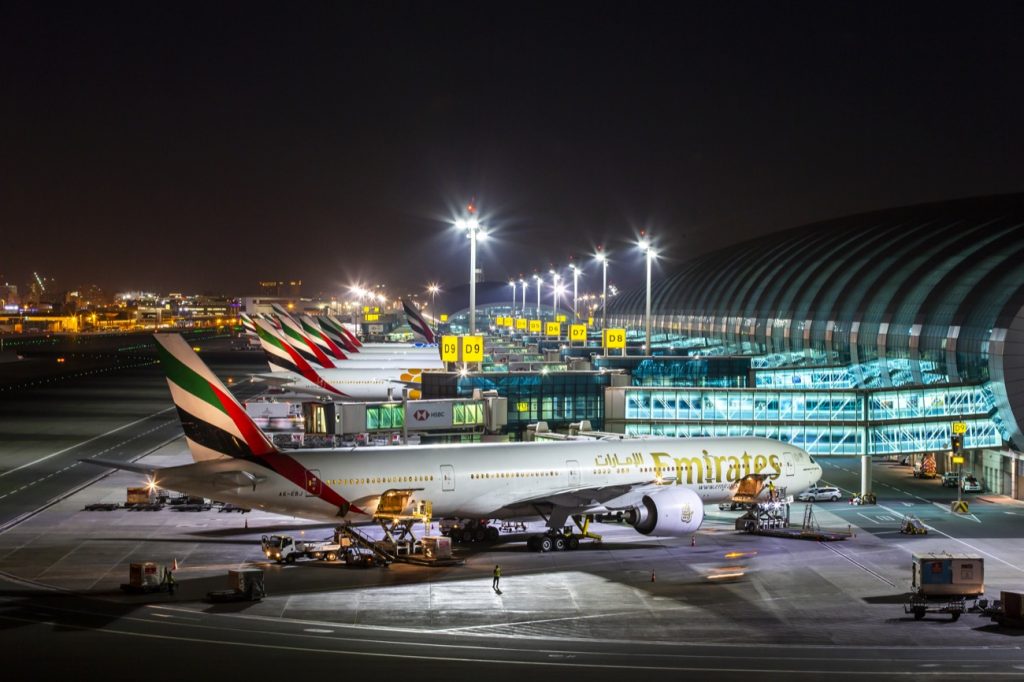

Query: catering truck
[[261, 534, 351, 563]]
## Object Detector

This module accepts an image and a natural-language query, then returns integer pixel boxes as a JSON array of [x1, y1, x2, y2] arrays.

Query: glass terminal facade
[[604, 195, 1024, 457]]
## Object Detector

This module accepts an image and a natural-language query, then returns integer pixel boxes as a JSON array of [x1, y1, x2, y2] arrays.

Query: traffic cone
[[172, 558, 178, 571], [650, 570, 656, 582], [244, 518, 248, 529], [690, 535, 696, 547]]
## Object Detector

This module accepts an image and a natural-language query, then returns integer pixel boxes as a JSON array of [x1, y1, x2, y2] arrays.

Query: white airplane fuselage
[[155, 437, 821, 524], [254, 368, 418, 401]]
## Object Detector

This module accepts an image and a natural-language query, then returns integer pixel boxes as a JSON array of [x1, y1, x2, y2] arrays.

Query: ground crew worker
[[492, 564, 501, 592], [165, 569, 177, 596], [767, 480, 776, 501]]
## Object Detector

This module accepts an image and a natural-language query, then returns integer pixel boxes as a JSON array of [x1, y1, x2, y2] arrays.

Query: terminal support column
[[860, 455, 872, 498]]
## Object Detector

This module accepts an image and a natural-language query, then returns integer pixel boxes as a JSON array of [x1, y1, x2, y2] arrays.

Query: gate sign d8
[[441, 336, 460, 362], [570, 324, 587, 342], [603, 329, 626, 348], [462, 336, 485, 363], [545, 322, 561, 337]]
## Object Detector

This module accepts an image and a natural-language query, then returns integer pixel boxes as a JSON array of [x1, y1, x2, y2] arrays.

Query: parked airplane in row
[[251, 320, 427, 400], [89, 334, 821, 551]]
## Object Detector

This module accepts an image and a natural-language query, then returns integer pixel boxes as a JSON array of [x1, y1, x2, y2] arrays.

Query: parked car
[[961, 475, 982, 493], [942, 472, 960, 488], [797, 485, 843, 502]]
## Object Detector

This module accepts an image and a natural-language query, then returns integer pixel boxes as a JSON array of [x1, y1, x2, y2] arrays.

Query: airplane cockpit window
[[808, 456, 816, 464]]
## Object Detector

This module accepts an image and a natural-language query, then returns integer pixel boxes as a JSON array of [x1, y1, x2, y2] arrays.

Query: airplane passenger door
[[785, 459, 795, 479], [441, 465, 455, 492], [305, 469, 322, 497], [567, 460, 580, 487]]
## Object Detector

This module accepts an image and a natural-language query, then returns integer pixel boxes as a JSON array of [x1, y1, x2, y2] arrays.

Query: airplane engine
[[624, 487, 704, 537]]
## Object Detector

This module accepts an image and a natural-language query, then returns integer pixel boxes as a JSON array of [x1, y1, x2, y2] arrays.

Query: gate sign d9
[[462, 336, 485, 363], [603, 329, 626, 348], [441, 336, 460, 362], [569, 324, 587, 342]]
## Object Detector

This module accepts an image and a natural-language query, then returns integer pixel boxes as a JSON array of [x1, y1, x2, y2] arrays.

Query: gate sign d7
[[569, 324, 587, 342], [603, 329, 626, 348], [462, 336, 485, 363]]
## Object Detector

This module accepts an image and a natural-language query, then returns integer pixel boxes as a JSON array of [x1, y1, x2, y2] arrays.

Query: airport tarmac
[[3, 343, 1024, 678]]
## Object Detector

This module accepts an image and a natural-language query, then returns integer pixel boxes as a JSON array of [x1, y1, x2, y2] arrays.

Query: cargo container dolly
[[904, 553, 984, 621]]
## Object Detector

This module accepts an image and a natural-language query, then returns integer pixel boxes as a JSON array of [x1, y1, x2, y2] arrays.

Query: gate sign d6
[[441, 336, 460, 362], [569, 324, 587, 342], [545, 322, 561, 337], [462, 336, 484, 363], [603, 328, 626, 348]]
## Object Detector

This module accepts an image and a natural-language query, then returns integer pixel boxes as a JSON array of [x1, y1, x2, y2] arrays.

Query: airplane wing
[[492, 479, 663, 513], [79, 458, 159, 475]]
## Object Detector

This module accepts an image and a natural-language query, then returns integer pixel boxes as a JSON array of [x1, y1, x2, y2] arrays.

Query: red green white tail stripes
[[278, 314, 336, 368], [154, 333, 362, 515], [254, 321, 346, 396], [155, 333, 276, 462], [300, 315, 348, 361]]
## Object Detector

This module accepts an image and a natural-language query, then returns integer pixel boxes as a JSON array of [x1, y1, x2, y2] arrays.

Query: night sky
[[3, 1, 1023, 297]]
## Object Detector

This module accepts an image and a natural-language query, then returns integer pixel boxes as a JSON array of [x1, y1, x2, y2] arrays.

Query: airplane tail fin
[[153, 334, 278, 462], [277, 314, 336, 369], [402, 299, 436, 344], [239, 312, 258, 336], [327, 314, 363, 349], [300, 315, 348, 360], [319, 315, 359, 353], [254, 321, 344, 397]]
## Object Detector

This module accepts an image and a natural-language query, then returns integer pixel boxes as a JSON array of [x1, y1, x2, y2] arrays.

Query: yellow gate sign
[[545, 321, 561, 337], [529, 319, 541, 333], [569, 324, 587, 342], [588, 317, 594, 326], [952, 421, 967, 435], [603, 328, 626, 348], [556, 314, 567, 323], [462, 336, 484, 363], [516, 318, 527, 330], [952, 456, 965, 465], [439, 314, 448, 322], [440, 336, 460, 362]]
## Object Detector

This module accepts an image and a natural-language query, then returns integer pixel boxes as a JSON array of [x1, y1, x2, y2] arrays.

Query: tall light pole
[[549, 270, 561, 321], [639, 238, 656, 354], [520, 278, 527, 314], [595, 249, 608, 330], [569, 263, 580, 321], [455, 216, 484, 334], [534, 274, 542, 318], [508, 280, 517, 317]]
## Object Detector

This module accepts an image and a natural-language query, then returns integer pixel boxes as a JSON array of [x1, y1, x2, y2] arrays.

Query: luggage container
[[905, 553, 984, 620], [120, 562, 167, 593]]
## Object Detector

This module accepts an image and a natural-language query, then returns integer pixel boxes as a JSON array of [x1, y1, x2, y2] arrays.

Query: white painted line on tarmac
[[876, 503, 1024, 574], [930, 502, 981, 523], [0, 406, 175, 479], [856, 513, 879, 525]]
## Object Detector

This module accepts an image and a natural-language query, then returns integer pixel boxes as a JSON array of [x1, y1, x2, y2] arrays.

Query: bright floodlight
[[638, 238, 650, 251], [595, 251, 606, 262], [467, 217, 480, 230], [455, 218, 467, 229]]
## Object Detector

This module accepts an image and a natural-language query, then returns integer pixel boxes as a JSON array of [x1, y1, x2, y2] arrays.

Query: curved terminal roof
[[607, 194, 1024, 443]]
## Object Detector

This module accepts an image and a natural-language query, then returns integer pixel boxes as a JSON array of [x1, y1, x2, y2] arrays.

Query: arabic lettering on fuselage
[[593, 450, 783, 485]]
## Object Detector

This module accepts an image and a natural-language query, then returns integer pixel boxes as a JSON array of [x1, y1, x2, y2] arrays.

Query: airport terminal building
[[604, 194, 1024, 493]]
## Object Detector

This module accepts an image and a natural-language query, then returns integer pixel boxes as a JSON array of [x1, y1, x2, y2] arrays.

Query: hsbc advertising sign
[[405, 401, 453, 429]]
